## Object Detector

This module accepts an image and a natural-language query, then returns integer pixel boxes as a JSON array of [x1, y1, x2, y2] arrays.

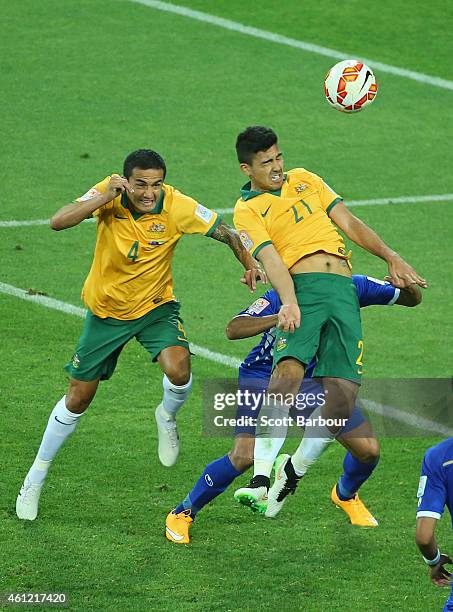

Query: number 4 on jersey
[[127, 240, 139, 262]]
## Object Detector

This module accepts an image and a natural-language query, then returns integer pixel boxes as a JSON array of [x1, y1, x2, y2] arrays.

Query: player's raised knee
[[165, 367, 191, 387], [273, 358, 304, 379], [359, 438, 381, 463], [229, 449, 253, 472], [229, 438, 254, 472], [66, 379, 98, 413]]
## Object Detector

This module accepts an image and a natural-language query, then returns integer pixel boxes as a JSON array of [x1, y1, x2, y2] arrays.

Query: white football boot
[[234, 476, 270, 513], [266, 454, 302, 518], [16, 476, 43, 520], [155, 403, 180, 467]]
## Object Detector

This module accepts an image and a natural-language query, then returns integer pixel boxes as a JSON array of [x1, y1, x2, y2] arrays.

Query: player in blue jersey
[[416, 439, 453, 610], [165, 276, 421, 543]]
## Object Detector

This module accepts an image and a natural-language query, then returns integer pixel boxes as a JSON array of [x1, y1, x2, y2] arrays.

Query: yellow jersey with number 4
[[233, 168, 348, 268], [76, 177, 220, 320]]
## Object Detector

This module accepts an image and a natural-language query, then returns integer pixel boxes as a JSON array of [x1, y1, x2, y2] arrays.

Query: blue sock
[[174, 454, 242, 518], [337, 451, 379, 501]]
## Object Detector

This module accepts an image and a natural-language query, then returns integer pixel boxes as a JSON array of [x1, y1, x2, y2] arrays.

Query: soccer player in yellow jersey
[[232, 126, 427, 510], [16, 148, 264, 521]]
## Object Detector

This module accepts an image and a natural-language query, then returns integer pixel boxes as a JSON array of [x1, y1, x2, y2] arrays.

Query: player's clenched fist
[[277, 303, 301, 333], [104, 174, 134, 202]]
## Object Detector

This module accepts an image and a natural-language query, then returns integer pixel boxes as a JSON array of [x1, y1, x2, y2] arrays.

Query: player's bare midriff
[[289, 251, 351, 277]]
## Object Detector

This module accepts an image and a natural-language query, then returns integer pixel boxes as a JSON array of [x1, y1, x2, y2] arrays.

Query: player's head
[[123, 149, 166, 213], [236, 126, 284, 192]]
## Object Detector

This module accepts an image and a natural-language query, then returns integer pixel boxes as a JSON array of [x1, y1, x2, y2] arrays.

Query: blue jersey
[[237, 275, 400, 379], [417, 438, 453, 527]]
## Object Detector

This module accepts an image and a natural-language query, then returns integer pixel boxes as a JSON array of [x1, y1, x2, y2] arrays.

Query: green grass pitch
[[1, 0, 453, 610]]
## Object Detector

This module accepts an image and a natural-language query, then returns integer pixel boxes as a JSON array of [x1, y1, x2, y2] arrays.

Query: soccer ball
[[324, 60, 378, 113]]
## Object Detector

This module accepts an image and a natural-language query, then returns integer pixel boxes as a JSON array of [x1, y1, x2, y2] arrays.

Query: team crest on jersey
[[276, 337, 287, 352], [239, 231, 253, 251], [149, 222, 166, 233], [295, 183, 308, 193], [71, 353, 81, 369], [246, 298, 270, 315]]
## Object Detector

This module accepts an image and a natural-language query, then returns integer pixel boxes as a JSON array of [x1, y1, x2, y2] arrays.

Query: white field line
[[361, 400, 453, 437], [1, 193, 452, 227], [128, 0, 453, 91], [0, 218, 96, 228], [0, 282, 241, 369], [0, 280, 449, 436]]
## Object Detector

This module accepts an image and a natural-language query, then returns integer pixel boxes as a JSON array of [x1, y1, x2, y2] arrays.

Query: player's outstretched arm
[[329, 202, 428, 289], [416, 517, 452, 586], [209, 220, 266, 291], [226, 314, 278, 340], [50, 174, 133, 231]]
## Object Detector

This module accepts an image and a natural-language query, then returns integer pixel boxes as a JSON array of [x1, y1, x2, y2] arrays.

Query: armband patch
[[195, 204, 214, 224], [77, 188, 101, 202], [417, 475, 427, 498], [239, 231, 253, 251], [245, 298, 270, 315]]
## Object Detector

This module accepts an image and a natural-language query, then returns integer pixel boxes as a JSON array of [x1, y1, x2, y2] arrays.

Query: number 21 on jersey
[[292, 200, 313, 224]]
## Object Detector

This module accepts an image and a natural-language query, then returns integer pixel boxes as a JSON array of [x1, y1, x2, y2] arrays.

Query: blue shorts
[[235, 373, 268, 435], [235, 373, 365, 436]]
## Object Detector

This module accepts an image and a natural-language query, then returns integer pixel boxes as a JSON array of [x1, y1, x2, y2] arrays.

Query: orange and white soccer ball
[[324, 60, 378, 113]]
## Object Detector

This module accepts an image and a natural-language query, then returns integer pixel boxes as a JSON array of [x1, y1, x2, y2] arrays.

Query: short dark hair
[[236, 126, 278, 164], [123, 149, 166, 179]]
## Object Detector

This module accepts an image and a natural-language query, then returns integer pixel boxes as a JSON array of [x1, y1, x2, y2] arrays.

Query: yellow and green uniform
[[65, 177, 221, 381], [233, 168, 362, 382], [79, 177, 221, 320]]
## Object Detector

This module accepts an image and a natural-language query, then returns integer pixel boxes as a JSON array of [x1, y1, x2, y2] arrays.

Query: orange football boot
[[331, 485, 378, 527], [165, 509, 193, 544]]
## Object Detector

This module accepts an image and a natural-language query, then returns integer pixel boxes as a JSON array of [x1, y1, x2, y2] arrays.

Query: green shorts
[[273, 273, 363, 383], [65, 300, 189, 382]]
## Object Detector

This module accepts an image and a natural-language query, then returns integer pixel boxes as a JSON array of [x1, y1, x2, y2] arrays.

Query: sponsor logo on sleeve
[[78, 188, 101, 202], [417, 475, 427, 498], [246, 298, 270, 315], [195, 204, 214, 224], [239, 230, 253, 250]]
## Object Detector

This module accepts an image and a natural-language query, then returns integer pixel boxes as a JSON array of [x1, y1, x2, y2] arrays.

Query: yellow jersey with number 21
[[233, 168, 348, 269]]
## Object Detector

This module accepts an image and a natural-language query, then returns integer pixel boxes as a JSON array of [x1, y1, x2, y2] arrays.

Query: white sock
[[254, 439, 286, 478], [161, 374, 192, 419], [27, 396, 83, 485], [291, 435, 335, 477], [253, 401, 289, 478]]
